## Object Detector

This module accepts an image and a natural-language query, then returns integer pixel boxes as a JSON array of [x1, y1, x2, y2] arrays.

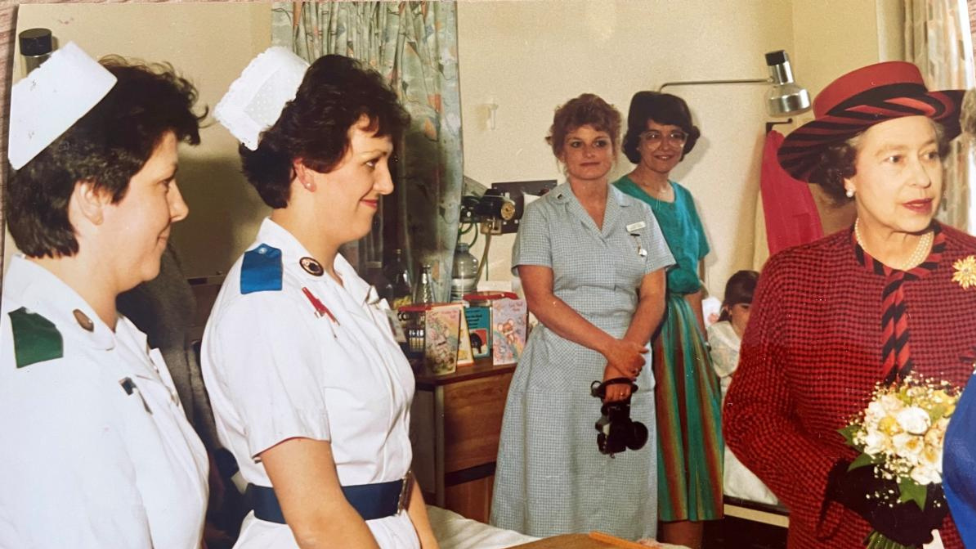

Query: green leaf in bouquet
[[848, 452, 880, 471], [838, 424, 859, 446], [897, 477, 927, 510]]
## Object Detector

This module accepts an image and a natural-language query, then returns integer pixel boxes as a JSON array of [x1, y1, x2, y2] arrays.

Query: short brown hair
[[240, 54, 409, 209], [623, 91, 700, 164], [545, 93, 621, 158]]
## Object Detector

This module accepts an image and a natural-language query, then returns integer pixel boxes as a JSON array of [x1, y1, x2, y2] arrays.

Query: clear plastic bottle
[[450, 243, 479, 301], [415, 264, 435, 305]]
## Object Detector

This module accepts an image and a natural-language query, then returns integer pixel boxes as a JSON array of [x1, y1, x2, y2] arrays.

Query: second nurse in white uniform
[[202, 48, 438, 549]]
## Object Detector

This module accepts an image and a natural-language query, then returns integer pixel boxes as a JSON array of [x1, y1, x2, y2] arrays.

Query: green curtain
[[271, 1, 462, 302]]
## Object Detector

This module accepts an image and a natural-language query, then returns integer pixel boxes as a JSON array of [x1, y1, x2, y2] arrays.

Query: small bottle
[[388, 249, 413, 309], [415, 264, 435, 305], [451, 243, 479, 301], [19, 28, 53, 77]]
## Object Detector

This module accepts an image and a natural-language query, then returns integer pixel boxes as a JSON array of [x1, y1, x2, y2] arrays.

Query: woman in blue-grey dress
[[490, 93, 673, 540]]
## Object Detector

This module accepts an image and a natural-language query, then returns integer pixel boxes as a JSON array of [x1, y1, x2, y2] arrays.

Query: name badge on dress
[[626, 221, 646, 232]]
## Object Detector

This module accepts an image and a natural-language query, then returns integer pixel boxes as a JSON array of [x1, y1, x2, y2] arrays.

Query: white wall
[[9, 3, 272, 278]]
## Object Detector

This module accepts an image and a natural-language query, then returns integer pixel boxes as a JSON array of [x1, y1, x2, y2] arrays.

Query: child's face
[[729, 303, 752, 337]]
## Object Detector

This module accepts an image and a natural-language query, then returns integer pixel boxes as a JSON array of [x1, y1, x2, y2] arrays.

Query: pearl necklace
[[854, 219, 933, 271]]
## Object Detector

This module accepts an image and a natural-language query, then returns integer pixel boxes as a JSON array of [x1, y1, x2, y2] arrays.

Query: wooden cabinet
[[410, 358, 515, 523]]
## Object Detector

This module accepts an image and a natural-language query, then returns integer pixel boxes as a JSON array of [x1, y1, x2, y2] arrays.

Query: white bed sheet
[[428, 506, 540, 549], [723, 447, 780, 507]]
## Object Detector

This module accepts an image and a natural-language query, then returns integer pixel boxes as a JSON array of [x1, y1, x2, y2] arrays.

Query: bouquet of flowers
[[839, 376, 960, 549]]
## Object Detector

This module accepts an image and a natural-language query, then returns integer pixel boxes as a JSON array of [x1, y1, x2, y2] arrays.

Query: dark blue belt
[[246, 478, 408, 523]]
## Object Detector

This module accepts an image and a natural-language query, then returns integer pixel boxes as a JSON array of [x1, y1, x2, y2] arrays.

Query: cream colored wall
[[8, 3, 273, 278], [459, 0, 905, 298], [458, 0, 795, 298], [791, 0, 904, 101]]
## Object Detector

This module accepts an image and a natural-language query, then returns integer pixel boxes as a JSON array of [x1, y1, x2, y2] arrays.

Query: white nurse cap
[[7, 42, 117, 170], [214, 47, 310, 151]]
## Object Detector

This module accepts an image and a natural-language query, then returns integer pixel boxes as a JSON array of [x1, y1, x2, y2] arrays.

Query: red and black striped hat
[[778, 61, 964, 182]]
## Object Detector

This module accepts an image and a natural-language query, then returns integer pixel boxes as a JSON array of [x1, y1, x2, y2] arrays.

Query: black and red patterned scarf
[[852, 223, 945, 385]]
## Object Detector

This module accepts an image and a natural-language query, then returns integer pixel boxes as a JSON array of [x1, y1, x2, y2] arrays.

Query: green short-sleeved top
[[613, 176, 709, 294]]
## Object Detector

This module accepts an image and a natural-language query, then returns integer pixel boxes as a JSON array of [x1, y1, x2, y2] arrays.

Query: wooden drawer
[[442, 371, 513, 472], [444, 475, 495, 524]]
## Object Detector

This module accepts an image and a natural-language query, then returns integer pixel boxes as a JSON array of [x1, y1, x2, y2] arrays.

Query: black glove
[[826, 460, 948, 547]]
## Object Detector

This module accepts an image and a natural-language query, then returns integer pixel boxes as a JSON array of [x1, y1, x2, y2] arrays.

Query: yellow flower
[[953, 255, 976, 289], [878, 415, 900, 435]]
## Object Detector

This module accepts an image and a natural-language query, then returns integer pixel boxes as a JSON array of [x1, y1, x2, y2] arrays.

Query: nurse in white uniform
[[202, 48, 438, 549], [0, 44, 209, 548]]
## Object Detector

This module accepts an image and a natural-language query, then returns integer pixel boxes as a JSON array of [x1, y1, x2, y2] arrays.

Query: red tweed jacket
[[724, 224, 976, 549]]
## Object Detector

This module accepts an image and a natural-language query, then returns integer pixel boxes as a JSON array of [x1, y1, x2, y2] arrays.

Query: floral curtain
[[905, 0, 976, 232], [271, 1, 463, 302]]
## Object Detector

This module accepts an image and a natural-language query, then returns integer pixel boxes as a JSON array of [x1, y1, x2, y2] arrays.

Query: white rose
[[881, 394, 904, 413], [863, 430, 885, 456], [910, 464, 941, 485], [896, 407, 931, 436], [893, 433, 924, 462], [866, 401, 886, 423], [920, 444, 942, 473]]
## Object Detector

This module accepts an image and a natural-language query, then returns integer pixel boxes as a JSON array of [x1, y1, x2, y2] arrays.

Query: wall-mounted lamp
[[658, 50, 811, 117]]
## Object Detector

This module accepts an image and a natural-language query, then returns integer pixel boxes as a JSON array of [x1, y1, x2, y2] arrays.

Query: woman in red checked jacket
[[724, 61, 976, 548]]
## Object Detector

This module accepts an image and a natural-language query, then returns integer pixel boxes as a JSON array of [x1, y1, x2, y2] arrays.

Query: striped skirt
[[654, 293, 724, 522]]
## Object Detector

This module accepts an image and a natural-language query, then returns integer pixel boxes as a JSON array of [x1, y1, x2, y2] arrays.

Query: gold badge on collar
[[299, 257, 324, 277], [73, 309, 94, 332]]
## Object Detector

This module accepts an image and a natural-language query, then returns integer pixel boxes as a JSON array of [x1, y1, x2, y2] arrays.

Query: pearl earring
[[845, 188, 855, 198]]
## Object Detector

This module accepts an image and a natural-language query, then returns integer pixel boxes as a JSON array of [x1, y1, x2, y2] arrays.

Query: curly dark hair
[[545, 93, 621, 158], [5, 57, 206, 258], [240, 54, 410, 209], [808, 120, 950, 203], [623, 91, 701, 164]]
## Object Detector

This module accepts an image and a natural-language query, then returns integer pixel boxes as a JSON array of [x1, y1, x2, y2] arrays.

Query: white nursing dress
[[202, 218, 418, 548], [0, 256, 209, 548]]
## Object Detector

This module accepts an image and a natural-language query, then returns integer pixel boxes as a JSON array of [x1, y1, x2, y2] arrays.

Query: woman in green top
[[613, 91, 723, 549]]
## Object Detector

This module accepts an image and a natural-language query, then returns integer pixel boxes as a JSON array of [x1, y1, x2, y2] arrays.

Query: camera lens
[[627, 422, 649, 451]]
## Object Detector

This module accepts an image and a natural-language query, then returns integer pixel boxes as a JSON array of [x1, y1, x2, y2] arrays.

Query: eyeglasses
[[640, 130, 689, 146]]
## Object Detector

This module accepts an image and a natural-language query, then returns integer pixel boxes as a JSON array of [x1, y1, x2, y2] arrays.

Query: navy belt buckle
[[397, 470, 412, 514]]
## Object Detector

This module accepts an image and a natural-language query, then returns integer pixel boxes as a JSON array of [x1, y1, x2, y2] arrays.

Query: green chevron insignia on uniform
[[8, 307, 63, 368], [241, 244, 283, 295]]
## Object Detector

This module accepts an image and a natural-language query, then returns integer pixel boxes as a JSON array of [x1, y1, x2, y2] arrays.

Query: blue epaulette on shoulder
[[8, 307, 63, 369], [241, 244, 283, 295]]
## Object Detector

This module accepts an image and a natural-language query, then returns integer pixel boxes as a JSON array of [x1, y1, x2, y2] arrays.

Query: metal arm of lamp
[[658, 77, 771, 91], [655, 50, 812, 117]]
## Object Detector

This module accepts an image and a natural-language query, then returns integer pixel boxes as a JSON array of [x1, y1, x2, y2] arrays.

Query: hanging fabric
[[905, 0, 976, 233], [271, 2, 463, 301], [759, 130, 824, 257]]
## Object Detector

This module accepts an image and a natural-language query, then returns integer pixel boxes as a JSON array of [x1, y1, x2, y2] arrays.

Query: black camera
[[459, 190, 517, 224], [590, 378, 649, 457]]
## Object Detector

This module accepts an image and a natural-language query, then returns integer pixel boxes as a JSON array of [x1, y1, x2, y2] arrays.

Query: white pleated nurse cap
[[7, 42, 117, 170], [214, 47, 310, 151]]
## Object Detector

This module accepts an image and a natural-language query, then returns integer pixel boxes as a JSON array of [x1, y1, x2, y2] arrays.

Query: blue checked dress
[[490, 183, 674, 540]]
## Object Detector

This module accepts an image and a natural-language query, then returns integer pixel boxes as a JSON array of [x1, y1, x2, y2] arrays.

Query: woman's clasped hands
[[602, 339, 647, 402]]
